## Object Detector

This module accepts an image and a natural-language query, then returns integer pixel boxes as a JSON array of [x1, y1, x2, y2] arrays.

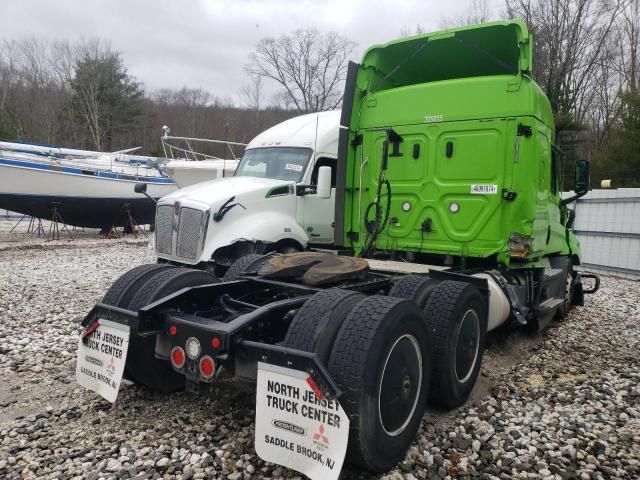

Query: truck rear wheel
[[283, 288, 364, 364], [102, 263, 176, 308], [423, 280, 487, 409], [102, 264, 177, 382], [328, 296, 431, 472], [222, 254, 269, 281], [126, 268, 219, 392], [389, 275, 439, 309]]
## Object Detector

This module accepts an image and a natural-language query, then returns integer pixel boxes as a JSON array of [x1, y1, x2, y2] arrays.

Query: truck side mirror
[[574, 160, 590, 195], [316, 166, 332, 199], [134, 182, 148, 194]]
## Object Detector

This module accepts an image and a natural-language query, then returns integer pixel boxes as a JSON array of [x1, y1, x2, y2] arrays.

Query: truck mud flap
[[81, 303, 161, 338], [235, 339, 342, 401]]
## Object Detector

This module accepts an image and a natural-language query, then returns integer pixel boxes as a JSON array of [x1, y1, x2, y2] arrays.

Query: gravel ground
[[0, 240, 638, 480]]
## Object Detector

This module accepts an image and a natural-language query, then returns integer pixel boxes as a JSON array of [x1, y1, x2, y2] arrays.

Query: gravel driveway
[[0, 240, 638, 480]]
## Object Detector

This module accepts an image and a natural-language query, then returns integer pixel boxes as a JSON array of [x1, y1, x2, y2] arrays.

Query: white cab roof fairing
[[246, 110, 341, 157]]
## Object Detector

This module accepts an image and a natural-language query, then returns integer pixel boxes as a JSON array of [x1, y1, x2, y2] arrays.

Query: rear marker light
[[199, 355, 215, 379], [171, 346, 185, 369], [169, 325, 177, 336], [211, 337, 220, 349]]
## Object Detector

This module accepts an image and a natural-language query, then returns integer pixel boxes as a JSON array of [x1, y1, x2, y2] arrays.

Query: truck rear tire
[[102, 263, 176, 308], [222, 254, 269, 282], [126, 268, 219, 392], [328, 296, 431, 472], [283, 288, 364, 364], [102, 264, 177, 382], [389, 275, 439, 309], [423, 280, 487, 409]]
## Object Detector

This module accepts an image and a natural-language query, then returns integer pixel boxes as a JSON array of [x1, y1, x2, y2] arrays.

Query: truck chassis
[[81, 252, 598, 473]]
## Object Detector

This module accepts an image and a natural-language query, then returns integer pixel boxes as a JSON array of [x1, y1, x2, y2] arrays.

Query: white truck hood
[[159, 176, 290, 208]]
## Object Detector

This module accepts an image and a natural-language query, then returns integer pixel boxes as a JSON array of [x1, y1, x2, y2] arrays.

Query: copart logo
[[271, 419, 306, 436]]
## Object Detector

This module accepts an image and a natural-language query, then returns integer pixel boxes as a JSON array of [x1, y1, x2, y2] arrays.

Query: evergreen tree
[[70, 52, 143, 151], [600, 92, 640, 187]]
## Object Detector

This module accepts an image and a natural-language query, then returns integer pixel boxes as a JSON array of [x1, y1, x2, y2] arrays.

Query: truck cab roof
[[247, 110, 341, 157], [350, 20, 553, 130]]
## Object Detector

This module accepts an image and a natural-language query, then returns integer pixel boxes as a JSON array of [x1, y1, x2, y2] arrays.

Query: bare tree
[[505, 0, 629, 127], [439, 0, 493, 28], [618, 0, 640, 92], [239, 75, 263, 111], [399, 25, 426, 38], [0, 40, 18, 133], [246, 29, 356, 113], [239, 75, 264, 130], [401, 1, 492, 38]]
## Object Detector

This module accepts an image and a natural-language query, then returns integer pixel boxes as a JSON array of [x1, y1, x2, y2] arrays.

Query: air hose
[[360, 137, 393, 257]]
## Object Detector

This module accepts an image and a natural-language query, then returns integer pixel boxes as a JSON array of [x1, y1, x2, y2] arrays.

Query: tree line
[[0, 38, 295, 158], [1, 0, 639, 187]]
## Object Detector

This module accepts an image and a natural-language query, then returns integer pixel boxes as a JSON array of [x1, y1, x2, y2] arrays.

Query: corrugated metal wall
[[566, 188, 640, 279]]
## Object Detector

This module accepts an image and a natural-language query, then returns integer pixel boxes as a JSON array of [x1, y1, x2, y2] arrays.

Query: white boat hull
[[163, 159, 238, 188], [0, 160, 176, 228]]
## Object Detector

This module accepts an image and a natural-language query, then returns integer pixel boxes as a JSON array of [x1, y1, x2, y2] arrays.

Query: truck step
[[537, 297, 564, 313], [543, 268, 564, 281]]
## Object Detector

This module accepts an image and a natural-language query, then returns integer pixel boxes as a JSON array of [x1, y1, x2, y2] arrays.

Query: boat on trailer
[[0, 141, 177, 229]]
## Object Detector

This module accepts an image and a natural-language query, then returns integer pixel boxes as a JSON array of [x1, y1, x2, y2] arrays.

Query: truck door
[[300, 157, 336, 244]]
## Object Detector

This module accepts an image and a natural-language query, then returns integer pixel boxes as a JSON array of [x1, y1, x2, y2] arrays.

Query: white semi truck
[[151, 110, 339, 276]]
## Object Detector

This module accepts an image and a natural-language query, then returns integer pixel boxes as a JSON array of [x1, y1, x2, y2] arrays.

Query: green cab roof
[[361, 20, 532, 91]]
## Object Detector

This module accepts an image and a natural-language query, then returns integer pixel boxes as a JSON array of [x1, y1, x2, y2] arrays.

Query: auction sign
[[255, 362, 349, 480], [76, 319, 130, 403]]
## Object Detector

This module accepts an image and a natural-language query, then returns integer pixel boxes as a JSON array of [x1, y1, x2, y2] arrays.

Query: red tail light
[[171, 346, 185, 369], [199, 355, 215, 379]]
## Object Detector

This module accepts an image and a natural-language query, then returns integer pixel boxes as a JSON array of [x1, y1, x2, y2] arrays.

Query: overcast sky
[[2, 0, 505, 103]]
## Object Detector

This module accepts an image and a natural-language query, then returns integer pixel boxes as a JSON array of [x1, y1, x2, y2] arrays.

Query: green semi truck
[[77, 20, 599, 478]]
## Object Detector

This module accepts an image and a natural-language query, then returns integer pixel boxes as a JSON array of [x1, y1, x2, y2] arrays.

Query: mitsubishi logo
[[107, 357, 116, 375], [313, 424, 329, 445]]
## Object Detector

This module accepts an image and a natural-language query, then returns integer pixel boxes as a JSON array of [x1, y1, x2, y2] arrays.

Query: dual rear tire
[[389, 276, 488, 409], [283, 277, 488, 471], [423, 281, 487, 409], [102, 263, 218, 392], [284, 291, 431, 472]]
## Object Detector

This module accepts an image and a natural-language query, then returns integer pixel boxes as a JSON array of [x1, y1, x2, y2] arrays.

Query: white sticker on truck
[[255, 362, 349, 480], [76, 319, 130, 403], [470, 184, 498, 194], [285, 163, 303, 172]]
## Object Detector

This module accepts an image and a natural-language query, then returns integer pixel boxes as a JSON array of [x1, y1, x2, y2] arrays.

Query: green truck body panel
[[339, 20, 580, 267]]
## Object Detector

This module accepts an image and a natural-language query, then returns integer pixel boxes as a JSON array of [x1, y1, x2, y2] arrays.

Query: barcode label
[[470, 184, 498, 194]]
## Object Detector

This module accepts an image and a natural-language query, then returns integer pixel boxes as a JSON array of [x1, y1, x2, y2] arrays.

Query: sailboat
[[0, 141, 177, 228]]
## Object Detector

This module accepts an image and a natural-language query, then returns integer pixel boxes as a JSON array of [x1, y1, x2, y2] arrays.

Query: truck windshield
[[235, 147, 312, 182]]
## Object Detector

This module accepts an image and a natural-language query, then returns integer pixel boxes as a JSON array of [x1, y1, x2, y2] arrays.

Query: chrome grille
[[176, 207, 205, 259], [155, 205, 174, 255]]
